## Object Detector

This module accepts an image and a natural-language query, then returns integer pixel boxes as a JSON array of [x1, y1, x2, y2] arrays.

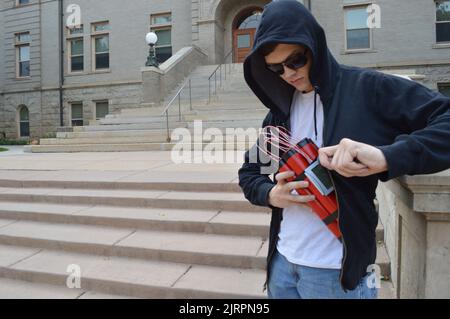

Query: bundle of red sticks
[[258, 126, 342, 242]]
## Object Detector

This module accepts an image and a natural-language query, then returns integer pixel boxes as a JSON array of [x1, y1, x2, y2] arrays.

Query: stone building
[[1, 0, 450, 139]]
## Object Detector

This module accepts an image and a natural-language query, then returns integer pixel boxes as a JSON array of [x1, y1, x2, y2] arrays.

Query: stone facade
[[377, 171, 450, 298], [1, 0, 450, 138]]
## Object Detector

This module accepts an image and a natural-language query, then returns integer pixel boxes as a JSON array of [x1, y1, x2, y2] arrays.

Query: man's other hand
[[318, 138, 388, 178], [268, 171, 315, 209]]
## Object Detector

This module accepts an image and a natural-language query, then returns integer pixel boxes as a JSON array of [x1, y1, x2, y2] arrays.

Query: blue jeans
[[267, 249, 378, 299]]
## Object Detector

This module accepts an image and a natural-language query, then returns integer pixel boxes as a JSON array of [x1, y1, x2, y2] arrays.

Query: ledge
[[432, 43, 450, 49], [397, 169, 450, 217], [340, 49, 378, 55]]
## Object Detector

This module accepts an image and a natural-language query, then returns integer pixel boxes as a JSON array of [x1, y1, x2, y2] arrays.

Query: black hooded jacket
[[239, 1, 450, 291]]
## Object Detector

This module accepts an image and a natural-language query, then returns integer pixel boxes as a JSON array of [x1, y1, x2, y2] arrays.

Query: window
[[150, 13, 172, 64], [67, 26, 84, 73], [18, 105, 30, 137], [436, 1, 450, 43], [151, 13, 171, 25], [238, 12, 262, 30], [15, 32, 31, 78], [438, 83, 450, 97], [16, 0, 30, 6], [71, 102, 83, 126], [95, 101, 109, 120], [91, 22, 110, 70], [345, 7, 371, 50]]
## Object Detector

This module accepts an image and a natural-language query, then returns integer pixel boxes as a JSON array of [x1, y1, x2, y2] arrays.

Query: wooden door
[[233, 28, 256, 63]]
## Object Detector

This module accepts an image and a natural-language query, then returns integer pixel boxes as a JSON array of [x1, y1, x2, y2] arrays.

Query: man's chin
[[293, 83, 310, 92]]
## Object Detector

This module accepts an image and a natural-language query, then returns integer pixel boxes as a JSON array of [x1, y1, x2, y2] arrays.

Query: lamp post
[[145, 32, 159, 67]]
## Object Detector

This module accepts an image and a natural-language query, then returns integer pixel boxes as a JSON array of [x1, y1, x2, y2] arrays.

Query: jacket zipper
[[328, 173, 348, 292], [263, 118, 289, 292], [321, 98, 348, 292]]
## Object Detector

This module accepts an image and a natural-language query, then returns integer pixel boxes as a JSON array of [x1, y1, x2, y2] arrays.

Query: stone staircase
[[6, 60, 396, 299], [25, 63, 265, 153], [0, 170, 395, 299]]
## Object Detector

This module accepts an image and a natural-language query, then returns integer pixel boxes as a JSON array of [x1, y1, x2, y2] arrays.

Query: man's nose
[[283, 65, 296, 78]]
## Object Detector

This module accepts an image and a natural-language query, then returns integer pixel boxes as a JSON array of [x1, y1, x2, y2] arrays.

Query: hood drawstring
[[313, 86, 319, 142]]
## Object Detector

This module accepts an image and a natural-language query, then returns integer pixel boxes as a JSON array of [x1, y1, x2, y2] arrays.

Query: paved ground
[[0, 146, 26, 157], [0, 150, 243, 183]]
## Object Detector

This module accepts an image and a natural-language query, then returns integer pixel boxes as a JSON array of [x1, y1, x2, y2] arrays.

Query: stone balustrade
[[377, 169, 450, 298]]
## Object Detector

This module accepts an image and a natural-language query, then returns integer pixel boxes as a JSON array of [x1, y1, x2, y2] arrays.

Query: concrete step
[[0, 278, 135, 299], [119, 107, 168, 116], [0, 187, 264, 212], [0, 246, 395, 299], [184, 109, 267, 122], [25, 142, 252, 153], [379, 280, 396, 299], [0, 202, 270, 237], [0, 244, 267, 298], [104, 113, 184, 121], [0, 201, 384, 242], [51, 133, 258, 146], [376, 242, 391, 279], [56, 129, 166, 139], [0, 219, 390, 278], [0, 176, 241, 193], [40, 136, 170, 145], [100, 115, 174, 125], [0, 219, 389, 277], [187, 119, 262, 129], [193, 104, 266, 113], [73, 122, 187, 132], [0, 219, 267, 269]]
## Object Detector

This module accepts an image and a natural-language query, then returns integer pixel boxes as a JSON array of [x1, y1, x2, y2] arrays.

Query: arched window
[[238, 12, 262, 30], [18, 105, 30, 137]]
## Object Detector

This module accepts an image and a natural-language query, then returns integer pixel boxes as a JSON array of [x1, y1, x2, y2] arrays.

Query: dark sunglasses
[[266, 49, 308, 75]]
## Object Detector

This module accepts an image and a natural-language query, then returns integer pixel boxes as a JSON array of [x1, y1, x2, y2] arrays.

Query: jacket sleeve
[[238, 112, 276, 207], [375, 73, 450, 182]]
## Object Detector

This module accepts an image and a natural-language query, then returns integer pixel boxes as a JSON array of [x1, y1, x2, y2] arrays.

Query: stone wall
[[1, 82, 143, 139], [376, 170, 450, 298], [142, 46, 207, 105]]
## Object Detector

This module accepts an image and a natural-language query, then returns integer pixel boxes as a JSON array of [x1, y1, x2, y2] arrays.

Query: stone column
[[377, 169, 450, 299]]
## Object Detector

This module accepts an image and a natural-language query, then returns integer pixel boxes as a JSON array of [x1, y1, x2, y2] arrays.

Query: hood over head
[[244, 0, 340, 118]]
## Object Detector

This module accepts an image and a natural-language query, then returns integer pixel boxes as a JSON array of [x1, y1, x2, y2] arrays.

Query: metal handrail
[[161, 49, 234, 143], [208, 49, 234, 104], [160, 77, 192, 143]]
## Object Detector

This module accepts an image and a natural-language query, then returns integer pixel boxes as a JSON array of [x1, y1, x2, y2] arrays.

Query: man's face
[[264, 43, 313, 93]]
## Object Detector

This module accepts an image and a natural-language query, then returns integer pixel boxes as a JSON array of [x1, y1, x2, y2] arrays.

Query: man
[[238, 1, 450, 299]]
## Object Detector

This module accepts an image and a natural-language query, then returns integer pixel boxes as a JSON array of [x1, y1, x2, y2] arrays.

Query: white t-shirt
[[276, 89, 343, 269]]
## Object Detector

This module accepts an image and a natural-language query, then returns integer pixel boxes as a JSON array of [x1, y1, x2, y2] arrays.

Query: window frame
[[15, 0, 31, 7], [15, 32, 31, 79], [67, 25, 84, 74], [435, 0, 450, 44], [70, 102, 84, 127], [438, 82, 450, 97], [91, 21, 110, 72], [343, 2, 373, 52], [18, 105, 30, 138], [150, 12, 172, 27], [150, 13, 173, 64], [94, 100, 109, 120]]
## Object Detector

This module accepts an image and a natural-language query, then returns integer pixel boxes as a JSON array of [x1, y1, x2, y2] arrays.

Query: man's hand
[[318, 138, 388, 178], [268, 171, 315, 209]]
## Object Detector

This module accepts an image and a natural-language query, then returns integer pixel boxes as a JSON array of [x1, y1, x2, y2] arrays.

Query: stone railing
[[141, 46, 208, 105], [376, 169, 450, 298]]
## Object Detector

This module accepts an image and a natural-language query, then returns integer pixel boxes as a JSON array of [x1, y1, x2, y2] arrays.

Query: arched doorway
[[232, 7, 263, 63], [18, 105, 30, 137]]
